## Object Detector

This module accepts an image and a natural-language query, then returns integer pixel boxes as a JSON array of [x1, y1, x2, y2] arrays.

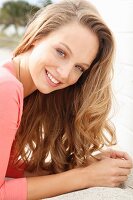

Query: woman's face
[[28, 22, 99, 94]]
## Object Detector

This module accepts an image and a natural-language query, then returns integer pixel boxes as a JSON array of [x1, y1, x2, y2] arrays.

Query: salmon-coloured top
[[0, 61, 27, 199]]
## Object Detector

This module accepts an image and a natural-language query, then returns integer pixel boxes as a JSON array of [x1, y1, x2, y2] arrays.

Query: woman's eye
[[56, 49, 66, 57], [75, 65, 85, 73]]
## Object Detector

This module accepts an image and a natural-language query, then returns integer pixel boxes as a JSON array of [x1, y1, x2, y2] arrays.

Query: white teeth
[[46, 71, 60, 84]]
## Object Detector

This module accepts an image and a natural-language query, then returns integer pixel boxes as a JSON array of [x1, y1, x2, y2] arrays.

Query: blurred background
[[89, 0, 133, 156], [0, 0, 133, 156], [0, 0, 55, 59]]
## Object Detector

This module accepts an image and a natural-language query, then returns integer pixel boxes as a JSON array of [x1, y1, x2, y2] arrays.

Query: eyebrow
[[59, 42, 90, 69]]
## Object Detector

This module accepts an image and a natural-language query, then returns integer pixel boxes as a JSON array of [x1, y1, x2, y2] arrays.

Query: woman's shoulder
[[0, 60, 23, 98], [0, 60, 22, 88]]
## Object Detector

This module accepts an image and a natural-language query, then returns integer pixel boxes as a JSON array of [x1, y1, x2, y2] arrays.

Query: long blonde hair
[[13, 0, 116, 174]]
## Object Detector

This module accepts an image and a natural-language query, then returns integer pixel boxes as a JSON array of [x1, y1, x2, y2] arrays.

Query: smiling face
[[28, 22, 99, 94]]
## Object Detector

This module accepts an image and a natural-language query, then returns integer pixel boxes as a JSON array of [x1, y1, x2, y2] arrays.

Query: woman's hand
[[95, 149, 133, 161], [82, 151, 133, 188]]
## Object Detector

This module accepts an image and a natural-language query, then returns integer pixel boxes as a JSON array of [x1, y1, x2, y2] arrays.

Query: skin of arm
[[26, 168, 85, 200], [25, 150, 133, 200]]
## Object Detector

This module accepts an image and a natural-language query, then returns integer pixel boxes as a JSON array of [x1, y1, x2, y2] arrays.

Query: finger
[[118, 168, 131, 176], [116, 175, 128, 183], [115, 159, 133, 169], [100, 149, 130, 160], [112, 151, 132, 161]]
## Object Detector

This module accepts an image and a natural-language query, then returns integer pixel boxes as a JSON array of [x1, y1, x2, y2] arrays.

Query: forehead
[[48, 22, 98, 46], [46, 22, 99, 59]]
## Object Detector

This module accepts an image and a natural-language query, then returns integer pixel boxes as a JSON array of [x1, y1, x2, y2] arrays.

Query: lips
[[45, 69, 61, 87]]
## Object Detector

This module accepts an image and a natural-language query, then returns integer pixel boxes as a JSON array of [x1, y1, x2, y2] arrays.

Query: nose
[[56, 64, 73, 83]]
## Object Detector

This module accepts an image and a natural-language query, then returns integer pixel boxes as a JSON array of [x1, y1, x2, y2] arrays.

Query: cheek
[[32, 49, 57, 68], [30, 44, 49, 62], [68, 75, 80, 85]]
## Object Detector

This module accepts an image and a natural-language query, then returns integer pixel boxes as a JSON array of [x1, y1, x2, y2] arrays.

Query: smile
[[45, 70, 61, 87]]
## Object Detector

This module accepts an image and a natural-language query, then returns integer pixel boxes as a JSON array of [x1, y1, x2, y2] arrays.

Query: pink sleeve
[[0, 81, 27, 200]]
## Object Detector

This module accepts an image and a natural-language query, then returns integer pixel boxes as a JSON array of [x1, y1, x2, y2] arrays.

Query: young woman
[[0, 0, 132, 199]]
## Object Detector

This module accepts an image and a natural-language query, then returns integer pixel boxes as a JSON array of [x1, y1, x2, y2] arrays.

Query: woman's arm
[[27, 168, 84, 200], [26, 155, 133, 200], [0, 80, 26, 199], [27, 155, 132, 200]]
